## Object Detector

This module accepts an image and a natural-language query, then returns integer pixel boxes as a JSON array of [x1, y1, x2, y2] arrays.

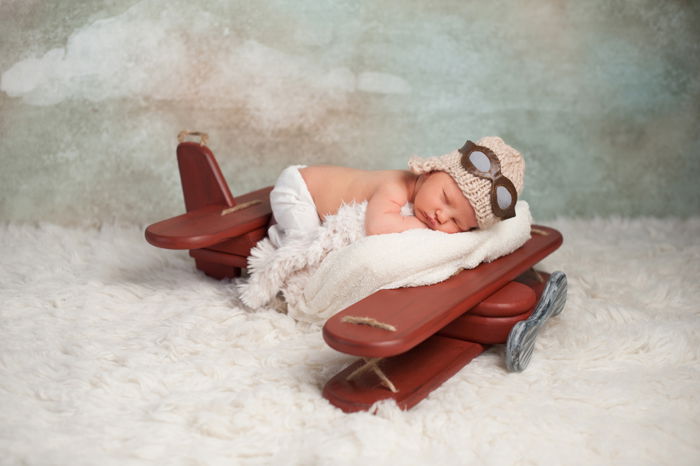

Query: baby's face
[[413, 171, 478, 233]]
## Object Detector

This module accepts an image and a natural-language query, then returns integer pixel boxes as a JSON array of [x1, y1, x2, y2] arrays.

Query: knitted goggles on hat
[[408, 136, 525, 229], [458, 140, 517, 220]]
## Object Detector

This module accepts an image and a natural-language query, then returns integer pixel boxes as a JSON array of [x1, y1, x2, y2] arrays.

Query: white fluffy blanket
[[2, 218, 699, 465], [239, 201, 532, 322], [0, 218, 700, 466]]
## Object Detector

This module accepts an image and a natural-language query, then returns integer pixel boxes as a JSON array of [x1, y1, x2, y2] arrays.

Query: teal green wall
[[1, 0, 698, 225]]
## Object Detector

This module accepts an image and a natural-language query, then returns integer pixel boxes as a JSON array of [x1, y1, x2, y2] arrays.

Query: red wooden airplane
[[146, 132, 567, 412]]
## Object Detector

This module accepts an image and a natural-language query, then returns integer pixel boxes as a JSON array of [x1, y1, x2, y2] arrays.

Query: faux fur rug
[[1, 217, 699, 465]]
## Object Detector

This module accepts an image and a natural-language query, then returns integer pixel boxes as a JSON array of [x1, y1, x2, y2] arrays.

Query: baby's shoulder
[[371, 169, 416, 198]]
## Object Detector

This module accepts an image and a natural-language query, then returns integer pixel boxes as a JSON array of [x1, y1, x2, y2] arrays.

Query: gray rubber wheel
[[505, 271, 567, 372]]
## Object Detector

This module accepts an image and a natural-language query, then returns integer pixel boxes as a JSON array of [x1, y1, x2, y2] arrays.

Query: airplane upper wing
[[323, 225, 563, 358]]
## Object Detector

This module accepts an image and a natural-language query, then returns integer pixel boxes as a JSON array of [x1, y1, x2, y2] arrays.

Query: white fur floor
[[1, 218, 699, 465]]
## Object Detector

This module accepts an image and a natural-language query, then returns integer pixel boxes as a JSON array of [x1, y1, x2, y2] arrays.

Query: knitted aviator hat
[[408, 136, 525, 229]]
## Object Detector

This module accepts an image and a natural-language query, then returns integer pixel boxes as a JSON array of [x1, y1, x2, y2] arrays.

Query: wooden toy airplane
[[146, 132, 567, 412]]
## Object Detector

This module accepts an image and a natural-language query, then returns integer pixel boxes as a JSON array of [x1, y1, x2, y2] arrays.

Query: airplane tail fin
[[176, 141, 236, 212]]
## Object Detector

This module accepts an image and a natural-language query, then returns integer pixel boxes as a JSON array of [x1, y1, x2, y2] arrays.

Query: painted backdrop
[[1, 0, 698, 225]]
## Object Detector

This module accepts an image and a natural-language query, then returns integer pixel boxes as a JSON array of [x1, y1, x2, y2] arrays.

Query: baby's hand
[[366, 196, 430, 235], [403, 215, 430, 231], [366, 212, 429, 235], [365, 180, 434, 235]]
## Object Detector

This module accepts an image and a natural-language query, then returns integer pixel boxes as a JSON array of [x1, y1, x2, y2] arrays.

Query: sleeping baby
[[267, 136, 524, 248]]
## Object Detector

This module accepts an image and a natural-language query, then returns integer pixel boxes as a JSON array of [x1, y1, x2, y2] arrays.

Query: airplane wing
[[323, 225, 563, 358]]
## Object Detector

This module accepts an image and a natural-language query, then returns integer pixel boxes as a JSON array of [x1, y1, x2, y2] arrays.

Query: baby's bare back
[[300, 166, 410, 219]]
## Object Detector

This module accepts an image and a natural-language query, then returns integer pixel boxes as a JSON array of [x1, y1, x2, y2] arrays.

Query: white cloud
[[1, 0, 411, 132]]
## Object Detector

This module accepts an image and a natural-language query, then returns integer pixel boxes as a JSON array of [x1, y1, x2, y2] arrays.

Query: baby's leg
[[268, 165, 321, 247]]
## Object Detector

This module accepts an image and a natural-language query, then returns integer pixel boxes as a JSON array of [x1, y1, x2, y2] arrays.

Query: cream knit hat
[[408, 136, 525, 229]]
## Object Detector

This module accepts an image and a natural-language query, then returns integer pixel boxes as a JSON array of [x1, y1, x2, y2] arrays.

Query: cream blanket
[[238, 201, 532, 324]]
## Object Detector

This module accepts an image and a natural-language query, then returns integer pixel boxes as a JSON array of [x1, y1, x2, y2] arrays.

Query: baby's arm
[[365, 183, 428, 235]]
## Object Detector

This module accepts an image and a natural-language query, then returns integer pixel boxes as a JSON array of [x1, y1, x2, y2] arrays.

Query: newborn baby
[[267, 136, 524, 247]]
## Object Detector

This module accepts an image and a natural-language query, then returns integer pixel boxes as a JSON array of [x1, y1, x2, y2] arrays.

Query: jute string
[[177, 130, 209, 146], [531, 267, 545, 283], [346, 357, 398, 393], [221, 200, 261, 216], [341, 316, 396, 332]]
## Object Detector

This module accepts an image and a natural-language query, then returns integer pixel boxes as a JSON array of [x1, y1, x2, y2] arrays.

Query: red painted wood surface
[[189, 248, 249, 268], [437, 311, 529, 345], [191, 255, 242, 279], [322, 226, 563, 358], [323, 269, 553, 412], [469, 281, 536, 317], [144, 186, 272, 250], [323, 335, 486, 412], [438, 272, 549, 344], [177, 142, 236, 211], [206, 228, 268, 256]]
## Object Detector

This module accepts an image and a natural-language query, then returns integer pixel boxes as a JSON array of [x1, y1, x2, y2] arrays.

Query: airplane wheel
[[505, 271, 567, 372]]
